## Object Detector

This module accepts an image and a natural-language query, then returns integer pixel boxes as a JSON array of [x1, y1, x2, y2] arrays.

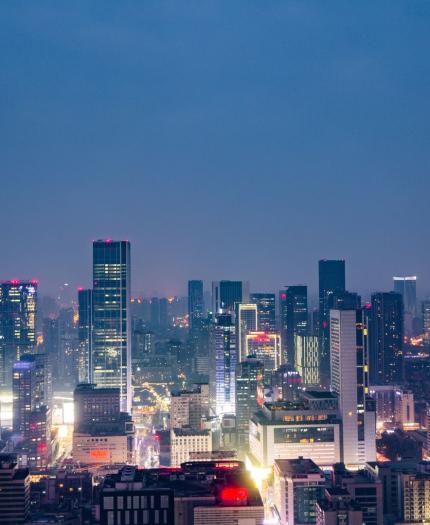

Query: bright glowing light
[[63, 402, 74, 424], [245, 456, 271, 488]]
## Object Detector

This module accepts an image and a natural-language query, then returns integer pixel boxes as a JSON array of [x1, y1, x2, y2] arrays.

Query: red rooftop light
[[220, 486, 248, 506]]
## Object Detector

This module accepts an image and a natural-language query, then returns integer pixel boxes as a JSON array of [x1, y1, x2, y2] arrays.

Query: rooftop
[[275, 457, 323, 477]]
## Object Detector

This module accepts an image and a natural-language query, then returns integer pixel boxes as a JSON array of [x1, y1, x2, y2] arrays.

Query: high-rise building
[[170, 428, 212, 467], [236, 303, 258, 361], [273, 457, 326, 525], [393, 275, 417, 317], [330, 309, 376, 466], [316, 488, 363, 525], [170, 383, 209, 430], [212, 281, 247, 315], [209, 314, 237, 416], [188, 280, 204, 332], [368, 292, 403, 385], [12, 354, 51, 468], [279, 285, 308, 366], [0, 454, 30, 524], [235, 357, 264, 449], [368, 385, 415, 431], [0, 280, 37, 388], [245, 331, 282, 382], [423, 300, 430, 340], [92, 240, 131, 413], [250, 293, 276, 332], [57, 306, 79, 389], [78, 288, 92, 383], [319, 260, 345, 387], [399, 472, 430, 523], [295, 335, 320, 386]]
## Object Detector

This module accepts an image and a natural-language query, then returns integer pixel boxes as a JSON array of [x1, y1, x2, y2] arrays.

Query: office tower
[[279, 285, 308, 366], [316, 488, 363, 525], [236, 303, 258, 361], [57, 306, 79, 389], [188, 280, 204, 332], [170, 428, 212, 466], [73, 383, 134, 464], [0, 454, 30, 524], [328, 290, 361, 311], [368, 292, 403, 385], [393, 275, 417, 317], [209, 314, 237, 416], [235, 357, 264, 449], [150, 297, 160, 328], [245, 331, 281, 382], [399, 472, 430, 523], [12, 354, 51, 468], [249, 392, 341, 468], [170, 383, 209, 430], [0, 280, 37, 388], [273, 457, 326, 525], [250, 292, 276, 332], [423, 300, 430, 340], [78, 289, 92, 383], [330, 309, 376, 465], [319, 260, 345, 387], [212, 280, 247, 314], [42, 316, 59, 381], [295, 335, 320, 386], [99, 467, 174, 525], [92, 240, 131, 413]]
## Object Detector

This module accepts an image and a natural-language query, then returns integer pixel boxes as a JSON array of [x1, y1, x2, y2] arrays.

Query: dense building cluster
[[0, 241, 429, 524]]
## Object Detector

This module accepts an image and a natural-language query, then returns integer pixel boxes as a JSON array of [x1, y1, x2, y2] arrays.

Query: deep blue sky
[[1, 1, 429, 299]]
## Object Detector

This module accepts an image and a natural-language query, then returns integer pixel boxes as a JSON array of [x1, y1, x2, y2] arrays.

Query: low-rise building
[[170, 429, 211, 467]]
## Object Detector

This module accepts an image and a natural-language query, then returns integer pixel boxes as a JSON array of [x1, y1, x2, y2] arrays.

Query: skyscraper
[[279, 285, 308, 366], [368, 292, 403, 385], [245, 331, 282, 382], [330, 308, 376, 465], [78, 289, 93, 383], [235, 357, 264, 449], [423, 300, 430, 340], [188, 280, 204, 333], [250, 293, 276, 332], [295, 335, 320, 386], [0, 280, 37, 388], [236, 303, 258, 361], [92, 240, 131, 413], [319, 260, 345, 387], [209, 314, 237, 416], [211, 280, 247, 314], [393, 276, 417, 336]]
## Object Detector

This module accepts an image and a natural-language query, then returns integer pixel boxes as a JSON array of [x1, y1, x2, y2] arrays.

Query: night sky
[[1, 1, 429, 299]]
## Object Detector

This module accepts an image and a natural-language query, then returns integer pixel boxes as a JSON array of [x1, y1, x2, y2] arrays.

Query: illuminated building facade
[[209, 314, 237, 416], [330, 309, 376, 466], [188, 280, 204, 333], [249, 392, 342, 468], [295, 335, 320, 386], [92, 240, 131, 413], [245, 331, 281, 382], [0, 280, 37, 388], [236, 303, 258, 361], [368, 292, 403, 385], [0, 454, 30, 524], [78, 288, 92, 383], [393, 275, 417, 317], [279, 285, 308, 367], [319, 260, 345, 387], [170, 428, 212, 467], [250, 292, 276, 332], [170, 383, 209, 430]]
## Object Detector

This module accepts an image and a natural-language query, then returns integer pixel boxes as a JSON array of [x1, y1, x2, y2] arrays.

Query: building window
[[143, 510, 149, 524], [104, 496, 114, 510], [117, 496, 124, 509], [160, 495, 169, 508], [133, 496, 139, 508], [107, 511, 114, 525]]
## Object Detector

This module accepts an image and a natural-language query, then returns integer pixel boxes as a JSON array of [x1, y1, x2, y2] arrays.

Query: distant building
[[279, 285, 308, 367], [368, 386, 415, 431], [0, 280, 37, 388], [271, 365, 302, 402], [78, 288, 92, 383], [273, 457, 326, 525], [235, 357, 264, 449], [92, 240, 131, 413], [0, 454, 30, 524], [250, 293, 276, 333], [212, 281, 247, 315], [188, 280, 204, 334], [393, 276, 417, 336], [245, 331, 282, 382], [295, 335, 320, 386], [235, 303, 258, 361], [170, 384, 209, 430], [170, 428, 211, 467], [319, 260, 345, 387], [368, 292, 403, 385], [249, 392, 342, 468]]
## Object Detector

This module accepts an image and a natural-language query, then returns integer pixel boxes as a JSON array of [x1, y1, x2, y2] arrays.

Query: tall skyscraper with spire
[[92, 240, 131, 413]]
